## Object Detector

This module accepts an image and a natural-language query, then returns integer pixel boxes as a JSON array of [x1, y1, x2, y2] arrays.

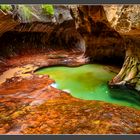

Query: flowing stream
[[36, 64, 140, 109]]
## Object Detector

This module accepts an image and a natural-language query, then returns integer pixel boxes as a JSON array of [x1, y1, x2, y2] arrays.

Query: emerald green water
[[36, 64, 140, 110]]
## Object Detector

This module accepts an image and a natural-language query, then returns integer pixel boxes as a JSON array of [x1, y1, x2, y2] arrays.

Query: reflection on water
[[36, 64, 140, 109]]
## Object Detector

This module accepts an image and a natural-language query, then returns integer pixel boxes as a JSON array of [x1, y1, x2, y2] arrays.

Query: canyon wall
[[0, 5, 140, 92]]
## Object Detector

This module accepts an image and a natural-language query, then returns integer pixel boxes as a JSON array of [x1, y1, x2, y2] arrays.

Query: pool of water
[[36, 64, 140, 110]]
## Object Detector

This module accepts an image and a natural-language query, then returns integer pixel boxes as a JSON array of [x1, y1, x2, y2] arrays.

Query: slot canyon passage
[[0, 5, 140, 134]]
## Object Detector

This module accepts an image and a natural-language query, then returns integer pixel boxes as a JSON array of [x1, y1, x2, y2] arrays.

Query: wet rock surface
[[0, 5, 140, 134], [0, 74, 140, 134]]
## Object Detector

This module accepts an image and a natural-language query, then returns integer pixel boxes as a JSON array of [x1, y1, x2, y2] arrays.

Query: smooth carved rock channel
[[0, 5, 140, 134]]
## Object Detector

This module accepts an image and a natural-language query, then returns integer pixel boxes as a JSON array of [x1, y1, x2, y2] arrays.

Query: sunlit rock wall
[[17, 5, 72, 24], [0, 5, 73, 34], [1, 4, 140, 34], [104, 5, 140, 34]]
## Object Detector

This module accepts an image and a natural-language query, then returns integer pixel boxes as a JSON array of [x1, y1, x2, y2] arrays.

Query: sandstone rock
[[104, 5, 140, 34]]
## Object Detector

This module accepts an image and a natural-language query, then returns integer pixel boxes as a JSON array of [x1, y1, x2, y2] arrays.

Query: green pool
[[36, 64, 140, 109]]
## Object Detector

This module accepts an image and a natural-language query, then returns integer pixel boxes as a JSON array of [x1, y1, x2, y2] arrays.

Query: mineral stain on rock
[[0, 74, 140, 134]]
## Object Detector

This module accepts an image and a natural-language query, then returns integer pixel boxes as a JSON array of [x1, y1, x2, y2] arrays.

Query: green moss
[[0, 5, 12, 11], [0, 4, 54, 19], [41, 4, 54, 16]]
